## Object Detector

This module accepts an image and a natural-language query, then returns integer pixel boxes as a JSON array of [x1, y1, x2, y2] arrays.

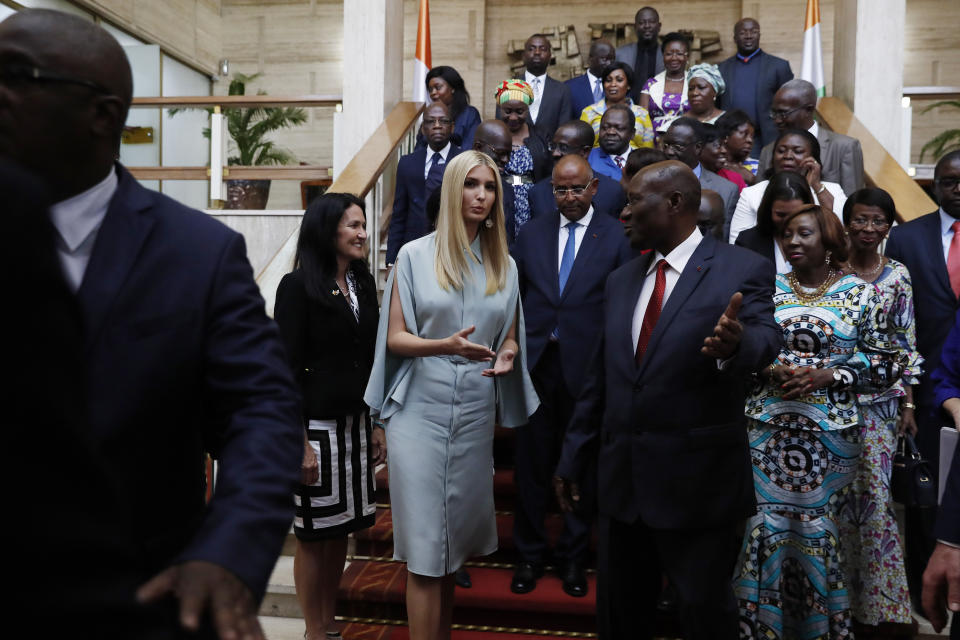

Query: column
[[333, 0, 403, 176], [832, 0, 906, 162]]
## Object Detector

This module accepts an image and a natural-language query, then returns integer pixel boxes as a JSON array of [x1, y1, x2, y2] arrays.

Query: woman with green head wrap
[[687, 63, 726, 124]]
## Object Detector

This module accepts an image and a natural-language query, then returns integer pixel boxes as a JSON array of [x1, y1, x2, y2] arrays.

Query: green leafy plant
[[170, 72, 308, 166], [919, 100, 960, 162]]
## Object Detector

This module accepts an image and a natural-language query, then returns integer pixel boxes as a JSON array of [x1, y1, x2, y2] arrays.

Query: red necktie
[[615, 156, 624, 168], [636, 259, 668, 364], [949, 221, 960, 298]]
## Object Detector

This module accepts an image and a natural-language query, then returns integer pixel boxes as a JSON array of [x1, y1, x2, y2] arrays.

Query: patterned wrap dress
[[363, 233, 539, 577], [506, 144, 535, 237], [640, 71, 689, 135], [838, 259, 922, 626], [735, 273, 891, 640]]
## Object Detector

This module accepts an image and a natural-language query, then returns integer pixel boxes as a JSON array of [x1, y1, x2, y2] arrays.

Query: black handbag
[[891, 433, 938, 507]]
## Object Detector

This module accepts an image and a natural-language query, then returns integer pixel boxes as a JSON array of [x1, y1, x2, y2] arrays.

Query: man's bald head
[[473, 119, 512, 170], [553, 154, 593, 182], [551, 120, 595, 159], [698, 189, 726, 239], [771, 79, 817, 130], [0, 10, 134, 197], [623, 160, 701, 252]]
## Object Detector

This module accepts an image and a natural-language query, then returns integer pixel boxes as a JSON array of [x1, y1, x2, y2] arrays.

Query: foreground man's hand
[[922, 542, 960, 633], [137, 560, 265, 640], [701, 292, 743, 360]]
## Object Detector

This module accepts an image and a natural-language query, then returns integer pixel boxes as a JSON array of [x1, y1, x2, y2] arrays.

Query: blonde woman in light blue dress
[[365, 150, 539, 640]]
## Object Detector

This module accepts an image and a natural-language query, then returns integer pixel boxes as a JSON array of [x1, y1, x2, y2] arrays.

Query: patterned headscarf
[[495, 79, 534, 105], [687, 63, 725, 96]]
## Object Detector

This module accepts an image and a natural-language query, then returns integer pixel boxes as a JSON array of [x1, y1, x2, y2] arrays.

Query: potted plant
[[171, 72, 307, 209], [919, 100, 960, 162]]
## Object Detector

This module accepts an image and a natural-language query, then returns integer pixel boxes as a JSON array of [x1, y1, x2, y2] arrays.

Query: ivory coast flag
[[801, 0, 826, 97], [413, 0, 432, 104]]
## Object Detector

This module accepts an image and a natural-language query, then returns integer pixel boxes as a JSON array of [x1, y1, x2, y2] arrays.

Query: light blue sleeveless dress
[[364, 232, 539, 576]]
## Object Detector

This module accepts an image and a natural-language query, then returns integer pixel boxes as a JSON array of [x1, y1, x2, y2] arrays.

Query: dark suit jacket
[[566, 73, 599, 116], [758, 126, 865, 195], [588, 147, 625, 182], [700, 166, 739, 241], [387, 144, 462, 263], [514, 210, 633, 393], [528, 173, 627, 220], [275, 269, 379, 420], [718, 51, 794, 150], [556, 236, 780, 528], [615, 42, 665, 102], [886, 211, 960, 455], [76, 165, 302, 601], [497, 75, 574, 140], [734, 226, 776, 265]]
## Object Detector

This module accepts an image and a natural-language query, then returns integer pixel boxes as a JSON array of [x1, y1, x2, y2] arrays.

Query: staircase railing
[[816, 97, 936, 221], [255, 101, 424, 316]]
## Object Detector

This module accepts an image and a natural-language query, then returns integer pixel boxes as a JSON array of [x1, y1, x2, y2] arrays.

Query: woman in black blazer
[[274, 193, 386, 640], [735, 170, 814, 274]]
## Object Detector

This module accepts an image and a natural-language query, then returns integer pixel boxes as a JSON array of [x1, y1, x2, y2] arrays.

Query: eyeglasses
[[553, 184, 591, 197], [661, 140, 690, 153], [547, 142, 585, 154], [476, 141, 511, 166], [769, 106, 807, 121], [935, 177, 960, 190], [423, 117, 453, 127], [848, 218, 890, 231], [0, 62, 110, 94]]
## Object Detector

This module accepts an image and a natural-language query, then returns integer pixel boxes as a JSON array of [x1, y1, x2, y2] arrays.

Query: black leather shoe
[[510, 561, 543, 594], [455, 568, 472, 588], [560, 561, 588, 598]]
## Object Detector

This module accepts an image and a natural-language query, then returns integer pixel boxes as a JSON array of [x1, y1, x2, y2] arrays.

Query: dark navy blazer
[[556, 236, 780, 528], [528, 173, 627, 221], [513, 208, 633, 393], [886, 211, 960, 457], [387, 144, 461, 264], [565, 73, 598, 117], [77, 166, 302, 600]]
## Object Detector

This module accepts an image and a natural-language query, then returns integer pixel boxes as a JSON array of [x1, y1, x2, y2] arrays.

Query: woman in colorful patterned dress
[[838, 188, 921, 632], [639, 32, 690, 136], [578, 61, 655, 150], [734, 204, 892, 640], [496, 79, 551, 240]]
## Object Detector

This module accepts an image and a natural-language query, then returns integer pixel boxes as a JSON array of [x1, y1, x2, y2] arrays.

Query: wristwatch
[[831, 369, 843, 387], [902, 402, 917, 410]]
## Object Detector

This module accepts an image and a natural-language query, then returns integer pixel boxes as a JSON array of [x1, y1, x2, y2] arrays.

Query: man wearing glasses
[[386, 101, 460, 265], [528, 120, 627, 220], [511, 154, 633, 598], [758, 79, 864, 195], [886, 150, 960, 612]]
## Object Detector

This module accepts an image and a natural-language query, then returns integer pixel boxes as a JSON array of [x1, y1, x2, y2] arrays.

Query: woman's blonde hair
[[434, 150, 510, 295]]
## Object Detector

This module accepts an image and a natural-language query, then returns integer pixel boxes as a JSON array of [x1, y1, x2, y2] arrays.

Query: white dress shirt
[[940, 208, 958, 263], [631, 227, 703, 347], [808, 121, 820, 139], [586, 70, 603, 101], [728, 179, 847, 244], [557, 206, 594, 269], [49, 168, 118, 292], [525, 70, 547, 123], [423, 141, 452, 179]]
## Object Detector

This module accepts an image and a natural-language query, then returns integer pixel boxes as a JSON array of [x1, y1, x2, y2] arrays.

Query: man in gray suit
[[661, 118, 738, 242], [615, 6, 664, 103], [758, 79, 865, 195]]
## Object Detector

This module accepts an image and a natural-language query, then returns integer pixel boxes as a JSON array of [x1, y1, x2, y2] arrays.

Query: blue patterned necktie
[[593, 77, 603, 102], [558, 221, 580, 293], [425, 152, 444, 198]]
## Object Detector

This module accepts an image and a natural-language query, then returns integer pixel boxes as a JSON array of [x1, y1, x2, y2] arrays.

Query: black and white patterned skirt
[[293, 412, 376, 540]]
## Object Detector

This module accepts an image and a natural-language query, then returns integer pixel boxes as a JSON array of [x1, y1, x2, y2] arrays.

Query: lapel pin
[[696, 265, 703, 272], [332, 289, 340, 296], [592, 233, 598, 238]]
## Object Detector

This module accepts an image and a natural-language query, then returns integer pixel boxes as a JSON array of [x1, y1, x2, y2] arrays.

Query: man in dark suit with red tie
[[511, 155, 633, 598], [555, 160, 780, 639], [386, 101, 461, 265], [885, 149, 960, 607]]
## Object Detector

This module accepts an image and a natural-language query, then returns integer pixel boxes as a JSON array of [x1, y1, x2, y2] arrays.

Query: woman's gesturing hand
[[482, 348, 516, 377], [301, 439, 320, 485], [446, 325, 496, 361], [780, 366, 836, 400]]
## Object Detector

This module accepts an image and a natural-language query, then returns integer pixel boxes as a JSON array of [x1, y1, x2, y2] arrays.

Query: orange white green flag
[[801, 0, 825, 97], [413, 0, 431, 104]]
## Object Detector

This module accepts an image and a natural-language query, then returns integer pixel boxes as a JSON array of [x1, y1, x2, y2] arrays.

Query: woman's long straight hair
[[294, 192, 369, 302], [433, 151, 509, 295]]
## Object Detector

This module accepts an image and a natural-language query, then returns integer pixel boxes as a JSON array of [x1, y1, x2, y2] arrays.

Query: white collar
[[940, 208, 960, 235], [808, 121, 820, 138], [427, 141, 452, 161], [647, 227, 703, 275], [49, 168, 118, 251], [586, 70, 601, 86], [560, 206, 594, 229], [525, 70, 547, 84]]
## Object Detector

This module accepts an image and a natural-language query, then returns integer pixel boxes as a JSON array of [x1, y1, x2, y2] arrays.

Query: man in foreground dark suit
[[528, 120, 627, 220], [0, 10, 302, 637], [511, 155, 633, 598], [387, 101, 461, 264], [554, 160, 780, 639], [886, 150, 960, 608]]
